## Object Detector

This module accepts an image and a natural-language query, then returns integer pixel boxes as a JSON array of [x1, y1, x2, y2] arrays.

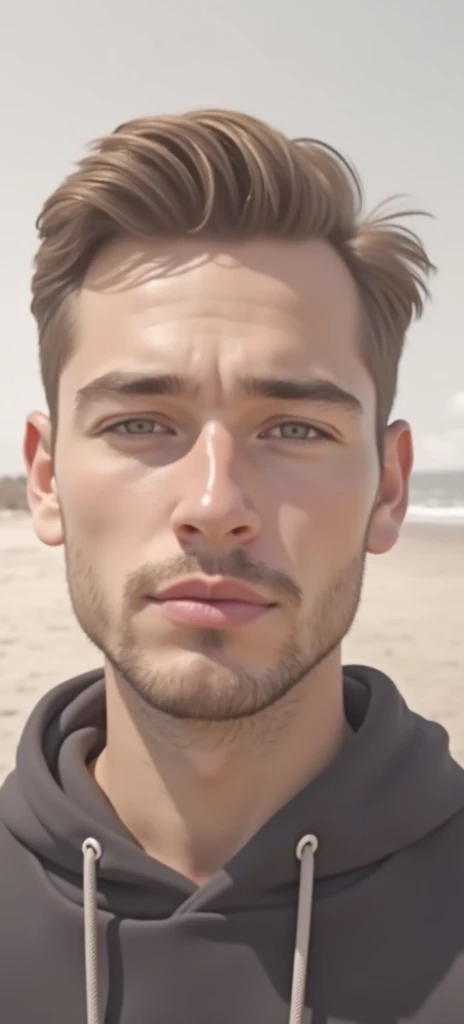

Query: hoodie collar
[[2, 665, 464, 913]]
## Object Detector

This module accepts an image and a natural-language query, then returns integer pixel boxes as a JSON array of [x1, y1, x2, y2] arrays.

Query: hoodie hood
[[2, 664, 464, 904], [2, 666, 464, 1024]]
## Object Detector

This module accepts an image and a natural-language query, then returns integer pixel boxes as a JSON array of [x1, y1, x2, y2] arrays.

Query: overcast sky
[[2, 0, 463, 474]]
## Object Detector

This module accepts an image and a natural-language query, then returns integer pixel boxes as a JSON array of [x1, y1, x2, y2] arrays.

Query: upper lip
[[152, 576, 275, 605]]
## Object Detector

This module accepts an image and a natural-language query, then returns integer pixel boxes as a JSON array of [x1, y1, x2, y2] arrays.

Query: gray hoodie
[[1, 664, 464, 1023]]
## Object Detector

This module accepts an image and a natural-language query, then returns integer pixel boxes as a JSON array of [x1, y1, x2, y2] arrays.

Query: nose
[[170, 424, 261, 550]]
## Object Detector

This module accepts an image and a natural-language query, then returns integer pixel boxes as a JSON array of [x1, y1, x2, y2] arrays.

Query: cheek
[[57, 443, 167, 545], [275, 455, 378, 571]]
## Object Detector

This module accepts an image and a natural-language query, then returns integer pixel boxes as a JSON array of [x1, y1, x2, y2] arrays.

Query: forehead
[[63, 237, 372, 401]]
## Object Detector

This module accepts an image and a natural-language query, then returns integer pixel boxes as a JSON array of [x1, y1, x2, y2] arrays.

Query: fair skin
[[24, 237, 412, 884]]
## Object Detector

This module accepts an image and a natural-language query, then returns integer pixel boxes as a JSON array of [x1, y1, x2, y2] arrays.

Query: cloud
[[419, 427, 464, 469], [446, 390, 464, 419]]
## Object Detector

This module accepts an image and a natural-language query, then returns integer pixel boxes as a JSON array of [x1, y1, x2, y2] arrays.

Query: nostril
[[179, 523, 201, 536], [176, 522, 252, 540]]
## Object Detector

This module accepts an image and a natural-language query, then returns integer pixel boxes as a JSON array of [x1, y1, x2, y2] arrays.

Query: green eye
[[265, 423, 322, 440], [108, 419, 170, 436]]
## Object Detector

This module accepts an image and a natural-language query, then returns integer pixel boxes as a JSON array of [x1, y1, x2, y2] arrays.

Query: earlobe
[[366, 420, 413, 556], [23, 413, 64, 548], [367, 508, 402, 556]]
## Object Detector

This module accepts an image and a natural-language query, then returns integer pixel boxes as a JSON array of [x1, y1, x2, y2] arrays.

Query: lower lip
[[150, 598, 274, 628]]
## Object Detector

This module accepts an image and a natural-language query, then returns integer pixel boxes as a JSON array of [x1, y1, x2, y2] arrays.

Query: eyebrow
[[74, 370, 363, 420]]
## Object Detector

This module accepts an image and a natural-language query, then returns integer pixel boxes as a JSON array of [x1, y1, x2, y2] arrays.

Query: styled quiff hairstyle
[[31, 108, 434, 446]]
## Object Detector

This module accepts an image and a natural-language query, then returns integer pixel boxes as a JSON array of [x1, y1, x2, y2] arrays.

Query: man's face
[[26, 238, 411, 720]]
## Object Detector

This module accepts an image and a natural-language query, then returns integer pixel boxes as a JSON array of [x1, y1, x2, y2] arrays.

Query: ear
[[23, 412, 64, 547], [367, 420, 413, 555]]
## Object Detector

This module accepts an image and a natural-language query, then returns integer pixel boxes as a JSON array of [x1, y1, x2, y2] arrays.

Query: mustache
[[124, 549, 302, 606]]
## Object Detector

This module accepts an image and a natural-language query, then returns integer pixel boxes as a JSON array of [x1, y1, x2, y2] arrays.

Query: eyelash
[[104, 418, 332, 442], [106, 419, 173, 437]]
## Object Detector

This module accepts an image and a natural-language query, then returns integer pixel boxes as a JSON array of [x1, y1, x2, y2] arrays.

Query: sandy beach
[[0, 512, 463, 783]]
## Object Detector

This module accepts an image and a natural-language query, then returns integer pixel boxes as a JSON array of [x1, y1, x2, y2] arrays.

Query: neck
[[92, 652, 349, 885]]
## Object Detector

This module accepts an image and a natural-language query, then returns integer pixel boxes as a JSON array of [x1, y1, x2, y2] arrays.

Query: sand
[[0, 513, 463, 783]]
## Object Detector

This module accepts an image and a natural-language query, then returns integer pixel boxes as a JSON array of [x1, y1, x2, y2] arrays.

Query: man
[[0, 109, 463, 1024]]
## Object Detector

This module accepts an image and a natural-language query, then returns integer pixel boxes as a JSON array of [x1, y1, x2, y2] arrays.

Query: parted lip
[[151, 576, 275, 605]]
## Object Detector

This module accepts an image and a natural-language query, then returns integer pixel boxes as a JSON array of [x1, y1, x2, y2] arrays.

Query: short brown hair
[[31, 108, 435, 447]]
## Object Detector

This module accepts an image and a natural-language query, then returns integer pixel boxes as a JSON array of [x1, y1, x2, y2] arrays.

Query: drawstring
[[82, 838, 102, 1024], [81, 831, 318, 1024], [289, 834, 319, 1024]]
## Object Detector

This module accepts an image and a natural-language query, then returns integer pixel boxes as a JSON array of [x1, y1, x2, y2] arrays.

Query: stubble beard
[[63, 540, 367, 724]]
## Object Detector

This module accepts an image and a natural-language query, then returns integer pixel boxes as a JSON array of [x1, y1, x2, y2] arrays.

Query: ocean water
[[407, 470, 464, 525]]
